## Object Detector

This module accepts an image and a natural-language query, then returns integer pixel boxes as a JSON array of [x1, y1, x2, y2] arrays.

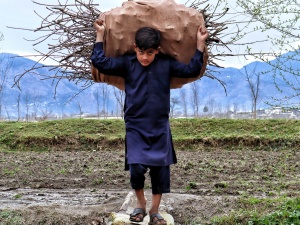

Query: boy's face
[[134, 44, 159, 67]]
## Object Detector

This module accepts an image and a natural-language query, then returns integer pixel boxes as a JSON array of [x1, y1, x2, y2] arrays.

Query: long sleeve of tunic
[[91, 42, 204, 169]]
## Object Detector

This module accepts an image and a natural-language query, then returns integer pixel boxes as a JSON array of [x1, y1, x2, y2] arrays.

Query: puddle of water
[[0, 188, 123, 209]]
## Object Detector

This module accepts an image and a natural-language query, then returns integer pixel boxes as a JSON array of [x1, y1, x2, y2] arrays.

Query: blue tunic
[[91, 42, 204, 170]]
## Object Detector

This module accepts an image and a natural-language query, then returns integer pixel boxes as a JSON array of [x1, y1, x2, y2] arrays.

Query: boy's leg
[[149, 194, 167, 225], [148, 166, 170, 224], [134, 188, 147, 210], [129, 164, 147, 221], [149, 193, 162, 215]]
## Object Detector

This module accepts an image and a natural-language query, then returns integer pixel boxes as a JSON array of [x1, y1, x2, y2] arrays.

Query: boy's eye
[[138, 50, 154, 56]]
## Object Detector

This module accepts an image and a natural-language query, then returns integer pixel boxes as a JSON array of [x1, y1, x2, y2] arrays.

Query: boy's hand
[[196, 26, 209, 52], [94, 19, 105, 32], [94, 16, 105, 42]]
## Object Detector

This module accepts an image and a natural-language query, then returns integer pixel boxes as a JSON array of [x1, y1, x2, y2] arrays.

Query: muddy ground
[[0, 148, 299, 224]]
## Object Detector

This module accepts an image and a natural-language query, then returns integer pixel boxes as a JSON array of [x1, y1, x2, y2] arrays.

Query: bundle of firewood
[[13, 0, 231, 90]]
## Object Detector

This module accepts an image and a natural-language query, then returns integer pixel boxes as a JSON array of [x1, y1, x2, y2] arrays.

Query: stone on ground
[[108, 191, 174, 225]]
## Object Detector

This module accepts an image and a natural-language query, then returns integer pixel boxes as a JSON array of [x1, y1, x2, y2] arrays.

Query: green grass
[[0, 210, 23, 225], [0, 118, 299, 151], [211, 197, 300, 225], [0, 119, 125, 151], [171, 118, 300, 150]]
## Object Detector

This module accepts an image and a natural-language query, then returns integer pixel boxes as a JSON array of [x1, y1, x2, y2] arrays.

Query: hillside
[[0, 51, 298, 119]]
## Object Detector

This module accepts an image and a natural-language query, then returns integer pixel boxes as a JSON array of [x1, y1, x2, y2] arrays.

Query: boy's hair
[[135, 27, 161, 50]]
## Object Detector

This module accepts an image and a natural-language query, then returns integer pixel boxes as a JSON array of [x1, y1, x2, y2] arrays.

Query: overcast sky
[[0, 0, 131, 57], [0, 0, 283, 68], [3, 0, 217, 65]]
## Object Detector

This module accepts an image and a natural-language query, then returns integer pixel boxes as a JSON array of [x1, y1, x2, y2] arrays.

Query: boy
[[91, 19, 208, 225]]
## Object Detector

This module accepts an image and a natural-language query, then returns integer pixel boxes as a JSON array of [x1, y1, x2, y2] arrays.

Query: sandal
[[129, 208, 147, 222], [148, 213, 167, 225]]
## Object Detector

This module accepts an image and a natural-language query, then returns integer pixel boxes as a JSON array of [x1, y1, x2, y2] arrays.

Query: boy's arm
[[91, 18, 126, 78], [170, 25, 208, 78], [94, 18, 105, 43], [196, 25, 209, 52]]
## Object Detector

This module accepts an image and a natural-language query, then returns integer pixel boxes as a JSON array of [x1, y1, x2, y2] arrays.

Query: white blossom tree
[[237, 0, 300, 107]]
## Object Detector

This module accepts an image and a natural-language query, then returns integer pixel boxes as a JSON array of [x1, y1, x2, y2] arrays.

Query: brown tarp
[[91, 0, 208, 90]]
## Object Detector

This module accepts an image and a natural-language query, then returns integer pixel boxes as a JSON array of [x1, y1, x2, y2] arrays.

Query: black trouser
[[129, 164, 170, 194]]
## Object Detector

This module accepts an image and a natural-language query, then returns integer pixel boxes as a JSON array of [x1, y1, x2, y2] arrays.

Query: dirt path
[[0, 149, 299, 224]]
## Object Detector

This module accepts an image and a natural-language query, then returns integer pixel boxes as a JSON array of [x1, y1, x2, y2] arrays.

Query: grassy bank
[[211, 197, 300, 225], [0, 118, 299, 151]]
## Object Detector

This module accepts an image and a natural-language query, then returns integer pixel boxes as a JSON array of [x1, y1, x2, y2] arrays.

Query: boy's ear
[[153, 46, 160, 55]]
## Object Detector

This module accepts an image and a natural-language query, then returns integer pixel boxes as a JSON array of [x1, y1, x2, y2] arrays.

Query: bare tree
[[4, 106, 10, 121], [32, 94, 42, 121], [206, 97, 216, 115], [93, 87, 101, 118], [93, 84, 110, 118], [180, 88, 188, 118], [226, 102, 232, 118], [190, 82, 201, 117], [237, 0, 300, 106], [0, 54, 13, 120], [17, 92, 21, 121], [170, 97, 180, 118], [58, 102, 65, 120], [77, 102, 84, 119], [113, 87, 125, 118], [233, 102, 239, 113], [100, 84, 110, 118], [40, 105, 52, 121], [216, 103, 224, 116], [23, 92, 30, 122], [241, 63, 261, 119]]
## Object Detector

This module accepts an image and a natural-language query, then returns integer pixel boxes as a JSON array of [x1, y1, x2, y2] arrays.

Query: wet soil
[[0, 149, 299, 224]]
